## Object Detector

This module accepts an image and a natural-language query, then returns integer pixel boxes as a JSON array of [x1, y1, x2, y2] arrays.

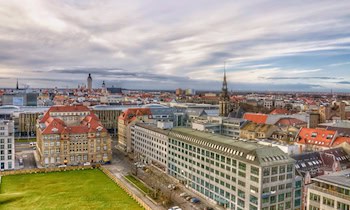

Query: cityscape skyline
[[0, 1, 350, 91]]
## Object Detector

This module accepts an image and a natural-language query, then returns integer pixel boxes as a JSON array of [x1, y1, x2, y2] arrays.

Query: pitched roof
[[243, 113, 268, 124], [297, 128, 337, 147], [275, 118, 307, 127], [118, 108, 152, 122], [270, 108, 289, 115], [39, 105, 106, 135]]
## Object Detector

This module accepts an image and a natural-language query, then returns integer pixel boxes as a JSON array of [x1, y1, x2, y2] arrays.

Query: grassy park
[[0, 169, 143, 210]]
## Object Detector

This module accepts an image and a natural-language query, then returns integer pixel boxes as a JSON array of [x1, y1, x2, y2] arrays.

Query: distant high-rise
[[87, 73, 92, 90], [219, 69, 231, 116]]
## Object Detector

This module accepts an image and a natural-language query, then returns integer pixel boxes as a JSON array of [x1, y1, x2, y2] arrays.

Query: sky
[[0, 0, 350, 91]]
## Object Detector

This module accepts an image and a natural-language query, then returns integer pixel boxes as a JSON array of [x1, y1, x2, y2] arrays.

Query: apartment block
[[307, 169, 350, 210], [0, 120, 15, 170]]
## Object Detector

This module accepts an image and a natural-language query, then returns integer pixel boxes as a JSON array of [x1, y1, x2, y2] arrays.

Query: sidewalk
[[103, 165, 165, 210]]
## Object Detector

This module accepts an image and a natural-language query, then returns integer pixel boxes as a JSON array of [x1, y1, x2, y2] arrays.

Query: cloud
[[0, 0, 349, 91], [263, 76, 342, 80]]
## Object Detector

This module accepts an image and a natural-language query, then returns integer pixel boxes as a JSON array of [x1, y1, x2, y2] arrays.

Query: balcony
[[309, 185, 350, 201]]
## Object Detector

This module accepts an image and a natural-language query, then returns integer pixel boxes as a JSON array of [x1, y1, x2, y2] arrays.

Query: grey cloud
[[262, 76, 342, 80]]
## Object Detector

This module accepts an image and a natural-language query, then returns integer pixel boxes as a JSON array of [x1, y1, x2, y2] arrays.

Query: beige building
[[117, 108, 152, 153], [240, 122, 278, 140], [307, 169, 350, 210], [36, 105, 112, 167]]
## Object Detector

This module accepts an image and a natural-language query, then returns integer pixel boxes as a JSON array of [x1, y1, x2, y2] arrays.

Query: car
[[191, 197, 200, 203], [204, 207, 214, 210], [185, 196, 192, 201], [58, 164, 67, 168], [83, 162, 91, 166], [168, 206, 180, 210], [179, 192, 188, 197], [29, 142, 36, 146]]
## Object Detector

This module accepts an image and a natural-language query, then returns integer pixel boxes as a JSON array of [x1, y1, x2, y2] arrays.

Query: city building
[[219, 70, 231, 117], [192, 116, 247, 139], [36, 105, 112, 167], [87, 73, 92, 90], [0, 120, 15, 170], [168, 127, 302, 210], [307, 169, 350, 210], [92, 107, 122, 136], [240, 122, 278, 140], [117, 108, 152, 153], [131, 123, 170, 171]]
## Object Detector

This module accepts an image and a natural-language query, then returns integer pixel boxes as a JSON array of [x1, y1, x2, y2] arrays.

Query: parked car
[[58, 165, 67, 168], [191, 197, 200, 203], [29, 142, 36, 146], [185, 196, 192, 201], [179, 192, 188, 197], [204, 207, 214, 210], [168, 206, 182, 210]]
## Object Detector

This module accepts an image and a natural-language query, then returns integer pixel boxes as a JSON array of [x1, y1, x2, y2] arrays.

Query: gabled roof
[[118, 108, 152, 122], [243, 113, 268, 124], [297, 128, 337, 147], [38, 105, 106, 135], [270, 108, 289, 115], [275, 118, 307, 127]]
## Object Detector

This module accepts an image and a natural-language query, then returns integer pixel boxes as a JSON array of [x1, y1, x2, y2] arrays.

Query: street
[[15, 141, 37, 169]]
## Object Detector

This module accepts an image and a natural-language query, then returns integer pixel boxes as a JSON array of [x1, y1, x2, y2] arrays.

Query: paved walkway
[[103, 164, 165, 210]]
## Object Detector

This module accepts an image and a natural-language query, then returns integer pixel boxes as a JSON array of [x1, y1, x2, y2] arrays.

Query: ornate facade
[[219, 70, 231, 116]]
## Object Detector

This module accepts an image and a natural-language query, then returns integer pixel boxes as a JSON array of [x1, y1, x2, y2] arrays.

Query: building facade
[[168, 128, 302, 210], [307, 169, 350, 210], [36, 105, 112, 167], [131, 123, 169, 170], [0, 120, 15, 170]]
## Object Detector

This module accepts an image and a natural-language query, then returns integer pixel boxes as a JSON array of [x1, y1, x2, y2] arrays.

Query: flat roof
[[170, 127, 293, 166], [314, 168, 350, 188], [134, 123, 170, 135]]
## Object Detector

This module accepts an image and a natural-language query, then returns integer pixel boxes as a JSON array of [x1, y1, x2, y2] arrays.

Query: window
[[250, 176, 259, 183], [322, 197, 334, 207], [271, 166, 278, 175], [309, 193, 320, 202], [239, 162, 246, 170], [251, 166, 259, 175]]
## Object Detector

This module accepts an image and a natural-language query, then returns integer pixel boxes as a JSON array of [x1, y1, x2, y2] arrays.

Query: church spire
[[219, 63, 231, 117], [16, 79, 19, 90]]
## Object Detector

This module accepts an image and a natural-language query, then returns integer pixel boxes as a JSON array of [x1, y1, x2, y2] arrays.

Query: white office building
[[0, 120, 15, 170]]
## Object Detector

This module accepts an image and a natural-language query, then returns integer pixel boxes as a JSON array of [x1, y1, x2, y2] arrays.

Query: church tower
[[219, 69, 231, 116]]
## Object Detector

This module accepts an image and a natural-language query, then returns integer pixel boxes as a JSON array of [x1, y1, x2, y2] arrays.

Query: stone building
[[36, 105, 112, 167]]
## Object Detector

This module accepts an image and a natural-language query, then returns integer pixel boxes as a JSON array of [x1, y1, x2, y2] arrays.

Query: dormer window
[[311, 132, 317, 138]]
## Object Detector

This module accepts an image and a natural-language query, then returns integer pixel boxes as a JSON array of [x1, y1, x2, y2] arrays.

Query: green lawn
[[0, 169, 144, 210], [124, 175, 152, 195], [15, 138, 36, 143]]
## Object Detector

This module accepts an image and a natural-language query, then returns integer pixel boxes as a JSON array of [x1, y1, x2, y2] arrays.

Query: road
[[15, 142, 37, 169]]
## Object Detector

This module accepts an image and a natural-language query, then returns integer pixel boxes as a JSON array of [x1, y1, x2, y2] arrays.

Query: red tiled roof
[[297, 128, 337, 147], [270, 108, 289, 115], [243, 113, 268, 124], [275, 118, 306, 127], [118, 108, 152, 122], [39, 105, 106, 135], [332, 137, 350, 146]]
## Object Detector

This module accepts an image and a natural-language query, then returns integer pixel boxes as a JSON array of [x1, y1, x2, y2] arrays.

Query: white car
[[168, 206, 181, 210], [179, 192, 188, 197]]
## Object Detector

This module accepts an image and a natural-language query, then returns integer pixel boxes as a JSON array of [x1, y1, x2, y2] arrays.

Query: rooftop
[[314, 168, 350, 188], [134, 123, 170, 135], [170, 127, 293, 166]]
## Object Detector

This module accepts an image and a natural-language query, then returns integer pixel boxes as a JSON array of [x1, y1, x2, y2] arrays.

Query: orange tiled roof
[[297, 128, 337, 147], [332, 137, 350, 146], [39, 105, 105, 135], [243, 113, 268, 124], [275, 118, 306, 127], [118, 108, 152, 123], [270, 108, 289, 115]]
